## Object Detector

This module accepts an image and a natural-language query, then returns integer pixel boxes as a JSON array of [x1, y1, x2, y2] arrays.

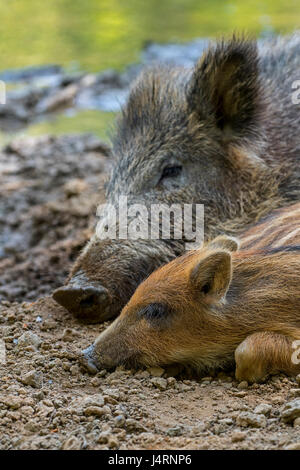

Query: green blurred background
[[0, 0, 299, 141], [1, 0, 299, 72]]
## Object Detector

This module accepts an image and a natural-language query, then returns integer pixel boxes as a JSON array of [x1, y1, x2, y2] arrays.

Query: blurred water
[[0, 0, 299, 141], [0, 0, 299, 73]]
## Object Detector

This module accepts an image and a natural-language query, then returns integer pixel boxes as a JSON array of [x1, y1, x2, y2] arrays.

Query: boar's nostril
[[79, 294, 96, 308], [79, 287, 108, 308], [52, 284, 110, 319]]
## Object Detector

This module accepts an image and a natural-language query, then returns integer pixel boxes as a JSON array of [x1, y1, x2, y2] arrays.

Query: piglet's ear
[[187, 37, 262, 140], [208, 235, 240, 252], [190, 251, 232, 302]]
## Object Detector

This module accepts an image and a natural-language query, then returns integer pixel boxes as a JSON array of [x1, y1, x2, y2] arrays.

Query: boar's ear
[[208, 235, 240, 253], [190, 250, 232, 302], [187, 37, 262, 139]]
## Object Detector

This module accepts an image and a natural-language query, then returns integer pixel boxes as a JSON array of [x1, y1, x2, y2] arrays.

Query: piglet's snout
[[79, 345, 100, 374]]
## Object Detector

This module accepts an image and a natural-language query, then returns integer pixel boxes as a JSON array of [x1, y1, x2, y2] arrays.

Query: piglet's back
[[239, 202, 300, 253], [227, 203, 300, 333]]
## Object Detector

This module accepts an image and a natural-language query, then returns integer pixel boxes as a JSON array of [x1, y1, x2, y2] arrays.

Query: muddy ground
[[0, 133, 300, 450]]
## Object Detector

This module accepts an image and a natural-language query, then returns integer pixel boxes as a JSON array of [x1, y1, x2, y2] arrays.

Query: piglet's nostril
[[79, 345, 99, 374]]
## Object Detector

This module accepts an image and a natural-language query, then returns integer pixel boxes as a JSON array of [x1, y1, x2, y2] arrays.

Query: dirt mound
[[0, 134, 111, 302]]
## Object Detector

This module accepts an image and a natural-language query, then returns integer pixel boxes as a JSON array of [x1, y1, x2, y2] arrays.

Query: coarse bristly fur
[[83, 203, 300, 383], [54, 34, 300, 323]]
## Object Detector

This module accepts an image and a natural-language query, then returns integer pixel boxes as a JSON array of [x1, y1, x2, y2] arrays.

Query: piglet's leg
[[235, 331, 300, 383]]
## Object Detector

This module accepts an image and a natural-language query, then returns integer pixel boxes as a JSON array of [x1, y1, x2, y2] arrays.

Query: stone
[[73, 394, 105, 413], [285, 442, 300, 450], [84, 405, 110, 417], [0, 395, 22, 409], [236, 411, 267, 428], [150, 377, 167, 391], [24, 420, 41, 433], [18, 332, 41, 350], [231, 431, 246, 442], [280, 399, 300, 423], [114, 415, 126, 427], [167, 426, 183, 437], [90, 377, 101, 387], [167, 377, 176, 387], [62, 436, 82, 450], [61, 328, 79, 342], [237, 381, 248, 390], [125, 418, 148, 433], [254, 403, 272, 416], [147, 366, 165, 377], [108, 436, 119, 449], [102, 388, 120, 400], [97, 431, 111, 444], [21, 370, 43, 388]]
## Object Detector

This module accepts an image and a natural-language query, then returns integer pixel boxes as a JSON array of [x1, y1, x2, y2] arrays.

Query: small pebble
[[150, 377, 167, 391], [167, 426, 183, 437], [236, 411, 267, 428], [254, 403, 272, 416], [285, 442, 300, 450], [147, 366, 165, 377], [231, 431, 246, 443], [280, 399, 300, 423], [237, 381, 248, 390], [61, 436, 82, 450], [18, 332, 42, 350], [21, 370, 43, 388]]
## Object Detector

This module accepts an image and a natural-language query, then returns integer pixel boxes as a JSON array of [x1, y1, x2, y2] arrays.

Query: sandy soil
[[0, 134, 300, 450]]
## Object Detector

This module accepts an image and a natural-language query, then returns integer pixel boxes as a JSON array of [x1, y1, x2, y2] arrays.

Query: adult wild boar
[[53, 35, 300, 323]]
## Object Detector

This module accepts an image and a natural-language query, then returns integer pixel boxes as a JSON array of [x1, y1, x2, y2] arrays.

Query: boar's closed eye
[[160, 165, 182, 181], [138, 303, 171, 326]]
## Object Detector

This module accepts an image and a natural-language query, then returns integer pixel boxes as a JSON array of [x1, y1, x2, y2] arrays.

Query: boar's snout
[[53, 284, 111, 323], [79, 345, 100, 374]]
